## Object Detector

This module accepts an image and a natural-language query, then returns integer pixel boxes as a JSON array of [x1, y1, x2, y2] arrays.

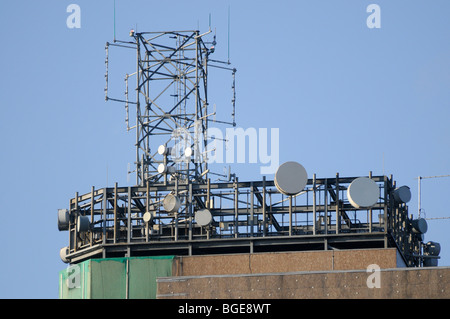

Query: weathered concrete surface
[[172, 248, 402, 276], [157, 266, 450, 299]]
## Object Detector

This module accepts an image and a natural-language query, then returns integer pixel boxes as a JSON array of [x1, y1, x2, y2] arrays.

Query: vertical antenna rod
[[228, 5, 231, 64], [104, 43, 109, 101], [113, 0, 116, 42]]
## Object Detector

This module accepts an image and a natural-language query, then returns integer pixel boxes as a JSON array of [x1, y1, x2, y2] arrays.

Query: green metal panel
[[128, 256, 174, 299], [59, 256, 174, 299], [90, 258, 126, 299], [59, 260, 90, 299]]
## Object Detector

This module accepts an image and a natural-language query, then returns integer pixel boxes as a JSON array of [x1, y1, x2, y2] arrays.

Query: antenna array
[[105, 30, 236, 186]]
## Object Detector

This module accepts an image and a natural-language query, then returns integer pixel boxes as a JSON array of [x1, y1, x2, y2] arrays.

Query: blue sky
[[0, 0, 449, 298]]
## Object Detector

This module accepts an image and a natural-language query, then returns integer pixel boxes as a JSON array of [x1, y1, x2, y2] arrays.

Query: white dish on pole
[[347, 177, 379, 208], [274, 161, 308, 196], [195, 209, 213, 226]]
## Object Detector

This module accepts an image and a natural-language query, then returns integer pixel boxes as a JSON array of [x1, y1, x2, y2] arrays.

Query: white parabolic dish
[[163, 194, 181, 213], [347, 177, 379, 209], [195, 209, 212, 226], [274, 161, 308, 195]]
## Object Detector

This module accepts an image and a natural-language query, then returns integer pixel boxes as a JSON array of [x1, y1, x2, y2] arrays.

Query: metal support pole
[[386, 175, 393, 248], [114, 182, 117, 244], [146, 182, 149, 242], [369, 171, 372, 233], [418, 176, 422, 219], [289, 195, 293, 236], [90, 186, 94, 246], [324, 179, 328, 235], [250, 182, 254, 237], [127, 187, 131, 245], [383, 175, 388, 232], [313, 174, 316, 235], [105, 43, 109, 101], [74, 192, 79, 252], [102, 188, 107, 257], [135, 35, 140, 186], [234, 177, 239, 238], [175, 179, 178, 241], [188, 182, 193, 242], [262, 176, 267, 237], [207, 178, 211, 208], [335, 173, 340, 235]]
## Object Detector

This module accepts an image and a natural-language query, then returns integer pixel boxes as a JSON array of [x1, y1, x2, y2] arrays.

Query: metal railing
[[61, 174, 423, 266]]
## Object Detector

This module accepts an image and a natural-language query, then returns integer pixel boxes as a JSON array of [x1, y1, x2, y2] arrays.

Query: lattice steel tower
[[105, 29, 236, 186]]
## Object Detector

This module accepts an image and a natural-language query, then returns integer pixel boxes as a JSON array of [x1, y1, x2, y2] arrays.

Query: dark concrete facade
[[171, 248, 405, 277], [156, 248, 449, 299], [157, 266, 450, 299]]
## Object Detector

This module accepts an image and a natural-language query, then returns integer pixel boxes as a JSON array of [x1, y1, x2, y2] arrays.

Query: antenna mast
[[105, 30, 236, 186]]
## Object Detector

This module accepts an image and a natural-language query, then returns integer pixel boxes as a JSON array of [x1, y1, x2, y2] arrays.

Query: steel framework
[[105, 30, 236, 186], [60, 173, 427, 267], [59, 29, 437, 268]]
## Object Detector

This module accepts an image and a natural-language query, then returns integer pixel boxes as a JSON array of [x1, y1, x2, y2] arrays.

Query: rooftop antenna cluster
[[59, 23, 441, 269]]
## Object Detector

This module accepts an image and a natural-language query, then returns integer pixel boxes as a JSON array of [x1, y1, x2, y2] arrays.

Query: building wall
[[60, 248, 423, 299], [172, 248, 402, 276], [157, 266, 450, 299]]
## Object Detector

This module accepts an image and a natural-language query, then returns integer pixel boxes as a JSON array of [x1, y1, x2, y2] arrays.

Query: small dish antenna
[[195, 209, 213, 226], [411, 218, 428, 234], [77, 216, 91, 233], [163, 194, 181, 213], [57, 209, 70, 231], [274, 161, 308, 195], [143, 211, 152, 224], [60, 247, 69, 263], [347, 177, 379, 209], [392, 185, 411, 204]]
